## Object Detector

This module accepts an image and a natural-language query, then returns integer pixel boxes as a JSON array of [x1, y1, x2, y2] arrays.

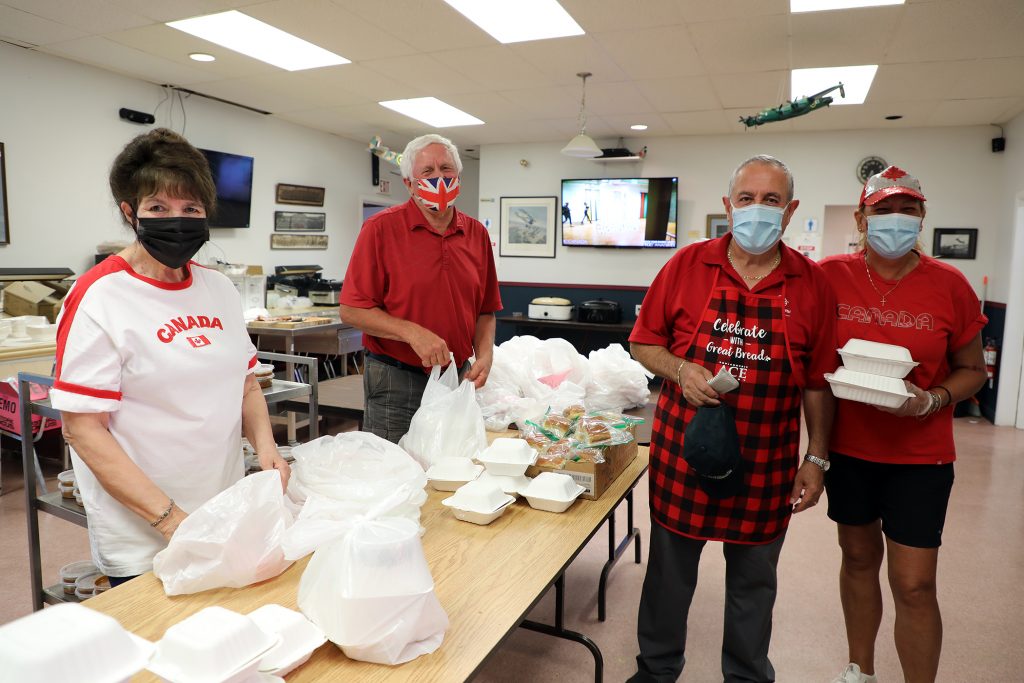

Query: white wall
[[994, 110, 1024, 427], [479, 126, 1007, 299], [0, 43, 414, 281]]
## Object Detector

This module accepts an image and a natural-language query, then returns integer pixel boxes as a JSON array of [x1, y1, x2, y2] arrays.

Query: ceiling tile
[[941, 58, 1024, 99], [584, 81, 655, 116], [112, 1, 253, 23], [786, 100, 940, 130], [591, 25, 703, 80], [927, 97, 1024, 126], [188, 70, 369, 113], [497, 86, 580, 119], [331, 0, 495, 52], [432, 45, 557, 91], [274, 107, 399, 142], [2, 0, 151, 34], [0, 5, 87, 45], [306, 64, 423, 102], [710, 71, 790, 110], [867, 61, 976, 103], [246, 0, 419, 62], [886, 0, 1024, 62], [688, 14, 791, 74], [635, 75, 721, 112], [441, 91, 534, 123], [360, 53, 483, 96], [42, 36, 222, 86], [661, 110, 734, 135], [599, 113, 675, 137], [790, 5, 904, 68], [559, 0, 684, 32], [509, 35, 629, 85], [673, 0, 789, 24]]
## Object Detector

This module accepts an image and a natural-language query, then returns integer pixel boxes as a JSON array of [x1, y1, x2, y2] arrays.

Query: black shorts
[[824, 451, 954, 549]]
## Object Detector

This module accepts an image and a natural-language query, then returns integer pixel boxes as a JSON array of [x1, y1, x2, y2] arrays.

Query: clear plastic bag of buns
[[570, 417, 633, 447]]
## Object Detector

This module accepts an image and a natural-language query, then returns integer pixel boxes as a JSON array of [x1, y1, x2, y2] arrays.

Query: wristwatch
[[804, 454, 830, 472]]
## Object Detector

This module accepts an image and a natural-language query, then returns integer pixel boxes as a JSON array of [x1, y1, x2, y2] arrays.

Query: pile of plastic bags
[[476, 336, 653, 431], [153, 431, 447, 665]]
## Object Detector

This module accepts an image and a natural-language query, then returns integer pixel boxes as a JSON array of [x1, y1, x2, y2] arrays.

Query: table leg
[[597, 488, 642, 622], [520, 574, 604, 683], [286, 334, 297, 444]]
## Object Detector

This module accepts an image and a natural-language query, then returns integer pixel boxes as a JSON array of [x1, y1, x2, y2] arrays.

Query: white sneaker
[[831, 663, 878, 683]]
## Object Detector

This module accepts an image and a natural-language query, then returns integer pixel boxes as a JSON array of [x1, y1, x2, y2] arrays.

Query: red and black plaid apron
[[650, 272, 802, 544]]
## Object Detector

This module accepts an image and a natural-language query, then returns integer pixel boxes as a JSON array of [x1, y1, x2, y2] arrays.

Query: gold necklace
[[863, 252, 902, 306], [727, 246, 781, 281]]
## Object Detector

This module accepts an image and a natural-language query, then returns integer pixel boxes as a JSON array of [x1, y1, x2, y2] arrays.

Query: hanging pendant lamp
[[561, 72, 603, 158]]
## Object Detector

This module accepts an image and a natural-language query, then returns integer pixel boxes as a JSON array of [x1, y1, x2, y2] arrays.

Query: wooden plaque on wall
[[276, 183, 325, 206]]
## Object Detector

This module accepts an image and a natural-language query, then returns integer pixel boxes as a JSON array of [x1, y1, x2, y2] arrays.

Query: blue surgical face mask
[[866, 213, 922, 259], [730, 203, 786, 255]]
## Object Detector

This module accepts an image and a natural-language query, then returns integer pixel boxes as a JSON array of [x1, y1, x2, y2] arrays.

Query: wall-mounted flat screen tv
[[199, 148, 254, 228], [561, 177, 678, 248]]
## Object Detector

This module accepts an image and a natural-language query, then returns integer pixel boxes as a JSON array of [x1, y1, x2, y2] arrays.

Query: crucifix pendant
[[881, 296, 887, 306]]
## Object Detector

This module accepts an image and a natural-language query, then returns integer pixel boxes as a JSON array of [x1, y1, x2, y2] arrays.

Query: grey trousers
[[362, 356, 471, 444], [362, 356, 430, 444], [629, 522, 787, 683]]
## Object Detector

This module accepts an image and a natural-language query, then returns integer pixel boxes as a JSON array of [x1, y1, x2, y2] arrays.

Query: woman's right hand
[[154, 503, 188, 541], [680, 361, 720, 408]]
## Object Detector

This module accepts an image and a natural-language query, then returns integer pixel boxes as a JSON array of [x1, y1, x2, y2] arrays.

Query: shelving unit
[[20, 352, 318, 611]]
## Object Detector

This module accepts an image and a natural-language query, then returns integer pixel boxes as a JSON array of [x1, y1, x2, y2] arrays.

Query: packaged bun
[[575, 418, 612, 446], [562, 404, 586, 422], [541, 413, 572, 439]]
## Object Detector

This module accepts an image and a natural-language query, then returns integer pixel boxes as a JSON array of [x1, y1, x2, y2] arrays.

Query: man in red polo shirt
[[340, 134, 502, 443], [627, 155, 837, 683]]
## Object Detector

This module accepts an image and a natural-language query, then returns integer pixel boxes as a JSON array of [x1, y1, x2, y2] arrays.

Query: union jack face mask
[[414, 175, 460, 213]]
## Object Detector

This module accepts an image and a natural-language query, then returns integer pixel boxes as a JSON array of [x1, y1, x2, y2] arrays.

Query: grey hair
[[399, 134, 463, 179], [727, 154, 795, 203]]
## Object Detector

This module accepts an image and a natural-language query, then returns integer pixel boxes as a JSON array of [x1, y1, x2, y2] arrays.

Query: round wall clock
[[857, 156, 888, 183]]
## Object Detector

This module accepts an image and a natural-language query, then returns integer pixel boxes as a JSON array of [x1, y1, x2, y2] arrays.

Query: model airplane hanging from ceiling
[[368, 135, 402, 167], [739, 83, 846, 128]]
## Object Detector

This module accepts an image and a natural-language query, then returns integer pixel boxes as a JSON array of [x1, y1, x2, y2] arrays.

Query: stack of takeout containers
[[474, 438, 538, 498], [247, 604, 328, 678], [147, 606, 280, 683], [825, 339, 919, 408]]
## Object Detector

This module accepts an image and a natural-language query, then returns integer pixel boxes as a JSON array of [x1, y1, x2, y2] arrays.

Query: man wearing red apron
[[628, 155, 838, 682]]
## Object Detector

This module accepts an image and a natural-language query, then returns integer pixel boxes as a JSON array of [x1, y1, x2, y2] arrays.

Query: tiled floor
[[1, 417, 1021, 682]]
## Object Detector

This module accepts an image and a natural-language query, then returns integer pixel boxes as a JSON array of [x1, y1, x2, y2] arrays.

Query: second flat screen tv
[[561, 177, 678, 248], [199, 148, 254, 228]]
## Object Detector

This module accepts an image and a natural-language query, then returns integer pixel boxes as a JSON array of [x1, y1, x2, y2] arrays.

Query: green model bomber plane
[[740, 83, 846, 128]]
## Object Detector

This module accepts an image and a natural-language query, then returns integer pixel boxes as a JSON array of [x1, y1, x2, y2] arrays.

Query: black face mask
[[135, 217, 209, 269]]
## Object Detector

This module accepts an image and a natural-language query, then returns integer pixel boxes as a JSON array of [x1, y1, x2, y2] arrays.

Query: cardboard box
[[3, 281, 65, 323], [0, 380, 62, 436], [525, 430, 639, 500]]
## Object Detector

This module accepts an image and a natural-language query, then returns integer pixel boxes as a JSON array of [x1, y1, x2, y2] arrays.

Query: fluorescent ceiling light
[[188, 52, 215, 62], [791, 0, 904, 12], [630, 124, 648, 131], [378, 97, 484, 127], [167, 11, 349, 71], [791, 65, 878, 105], [443, 0, 584, 43]]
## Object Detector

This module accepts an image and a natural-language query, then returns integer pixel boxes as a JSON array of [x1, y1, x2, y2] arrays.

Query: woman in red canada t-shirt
[[819, 166, 987, 683]]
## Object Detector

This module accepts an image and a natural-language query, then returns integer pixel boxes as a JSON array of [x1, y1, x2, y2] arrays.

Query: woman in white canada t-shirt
[[50, 129, 290, 585]]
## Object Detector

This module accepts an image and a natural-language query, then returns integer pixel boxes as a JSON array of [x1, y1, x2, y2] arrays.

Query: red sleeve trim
[[248, 355, 258, 370], [53, 380, 122, 401]]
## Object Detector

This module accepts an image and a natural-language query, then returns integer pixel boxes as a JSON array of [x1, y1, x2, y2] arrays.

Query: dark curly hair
[[109, 128, 217, 226]]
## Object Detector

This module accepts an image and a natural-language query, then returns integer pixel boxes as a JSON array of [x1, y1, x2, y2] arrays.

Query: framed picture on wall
[[932, 228, 977, 260], [499, 196, 557, 258], [706, 214, 729, 239], [0, 142, 9, 245], [276, 183, 325, 206], [274, 211, 326, 232], [270, 234, 328, 250]]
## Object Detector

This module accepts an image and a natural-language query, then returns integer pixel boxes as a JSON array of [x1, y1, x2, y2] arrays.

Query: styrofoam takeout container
[[147, 606, 279, 683], [426, 457, 484, 491], [477, 470, 532, 498], [825, 367, 913, 409], [443, 479, 515, 525], [522, 472, 587, 513], [248, 604, 327, 677], [27, 323, 58, 341], [476, 439, 539, 477], [60, 560, 98, 594], [0, 602, 154, 683], [838, 339, 918, 378]]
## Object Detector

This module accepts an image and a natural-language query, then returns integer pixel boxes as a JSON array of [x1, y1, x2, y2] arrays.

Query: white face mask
[[866, 213, 922, 259], [731, 204, 786, 255]]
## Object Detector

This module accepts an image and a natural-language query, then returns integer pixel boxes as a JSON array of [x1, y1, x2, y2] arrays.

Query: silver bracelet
[[149, 499, 174, 527]]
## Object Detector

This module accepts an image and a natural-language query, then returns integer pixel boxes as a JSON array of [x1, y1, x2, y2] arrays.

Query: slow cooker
[[577, 299, 622, 324], [528, 296, 573, 320]]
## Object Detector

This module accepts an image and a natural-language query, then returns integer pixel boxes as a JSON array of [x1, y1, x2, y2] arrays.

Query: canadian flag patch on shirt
[[187, 334, 211, 348]]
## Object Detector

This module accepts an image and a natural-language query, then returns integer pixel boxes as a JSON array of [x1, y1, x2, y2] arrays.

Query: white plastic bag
[[286, 432, 427, 525], [399, 362, 487, 469], [296, 490, 448, 665], [586, 343, 654, 411], [152, 470, 294, 596]]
